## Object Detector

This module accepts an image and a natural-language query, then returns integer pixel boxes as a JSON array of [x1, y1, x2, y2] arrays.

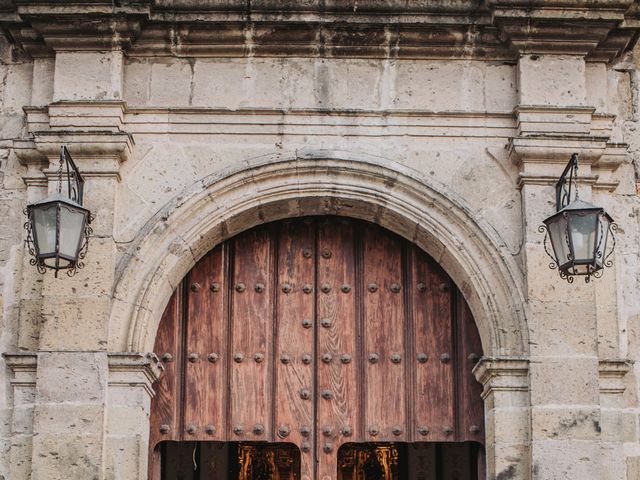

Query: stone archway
[[110, 150, 528, 358]]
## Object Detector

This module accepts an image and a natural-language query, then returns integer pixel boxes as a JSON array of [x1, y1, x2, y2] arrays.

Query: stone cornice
[[107, 352, 164, 397], [1, 1, 638, 61], [472, 356, 530, 400]]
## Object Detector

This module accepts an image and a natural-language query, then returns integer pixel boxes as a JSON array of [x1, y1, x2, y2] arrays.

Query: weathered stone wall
[[1, 2, 640, 478]]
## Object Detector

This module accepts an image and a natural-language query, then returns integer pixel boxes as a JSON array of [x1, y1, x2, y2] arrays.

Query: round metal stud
[[302, 318, 313, 329], [417, 353, 428, 363], [443, 426, 454, 435], [322, 425, 333, 436], [159, 424, 170, 434], [300, 388, 311, 400], [369, 425, 379, 436], [341, 425, 353, 437], [341, 284, 351, 293], [321, 389, 333, 400], [439, 282, 450, 292], [278, 425, 291, 438], [280, 354, 291, 365], [161, 353, 173, 363], [302, 249, 312, 259], [468, 353, 480, 364], [190, 282, 201, 293], [440, 353, 451, 363], [391, 353, 402, 364], [367, 283, 378, 293], [368, 353, 379, 364], [320, 318, 332, 328], [321, 283, 331, 293], [253, 424, 265, 436], [254, 353, 264, 363], [470, 425, 481, 434], [340, 354, 352, 364], [207, 353, 219, 363], [235, 283, 246, 293], [392, 425, 403, 436], [233, 425, 243, 435], [205, 425, 216, 435], [321, 249, 332, 259], [210, 282, 220, 292], [303, 284, 313, 294], [390, 283, 402, 293], [282, 283, 292, 293], [186, 424, 196, 435], [233, 352, 244, 363], [301, 442, 311, 453], [254, 283, 265, 293], [321, 353, 333, 364], [188, 352, 199, 363], [417, 426, 429, 436], [302, 354, 312, 365], [417, 282, 427, 293], [323, 443, 333, 454], [300, 426, 311, 437]]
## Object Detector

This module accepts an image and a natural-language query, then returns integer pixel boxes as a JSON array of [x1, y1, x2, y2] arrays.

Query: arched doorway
[[149, 216, 484, 479]]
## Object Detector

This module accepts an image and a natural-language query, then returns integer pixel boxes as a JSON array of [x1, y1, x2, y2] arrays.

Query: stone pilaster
[[3, 353, 37, 480], [474, 357, 530, 480], [105, 353, 163, 480]]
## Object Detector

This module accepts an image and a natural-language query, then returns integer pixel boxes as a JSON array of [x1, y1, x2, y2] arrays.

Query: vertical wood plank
[[457, 295, 485, 443], [410, 247, 455, 442], [150, 286, 183, 450], [316, 218, 358, 480], [362, 224, 406, 441], [229, 226, 274, 440], [184, 245, 228, 440], [274, 219, 315, 480]]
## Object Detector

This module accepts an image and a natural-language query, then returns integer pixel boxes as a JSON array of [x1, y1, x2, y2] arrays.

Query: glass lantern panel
[[58, 204, 87, 258], [595, 214, 610, 269], [546, 214, 570, 266], [32, 204, 58, 256], [568, 212, 598, 261]]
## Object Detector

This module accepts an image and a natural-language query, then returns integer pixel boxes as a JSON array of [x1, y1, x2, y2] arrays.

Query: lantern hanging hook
[[555, 152, 579, 211]]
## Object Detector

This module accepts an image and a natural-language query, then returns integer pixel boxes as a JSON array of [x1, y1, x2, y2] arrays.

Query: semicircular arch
[[110, 149, 528, 357]]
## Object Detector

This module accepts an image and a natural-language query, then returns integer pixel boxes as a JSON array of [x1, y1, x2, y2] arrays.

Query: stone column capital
[[473, 356, 530, 399], [2, 352, 38, 385], [108, 352, 164, 398]]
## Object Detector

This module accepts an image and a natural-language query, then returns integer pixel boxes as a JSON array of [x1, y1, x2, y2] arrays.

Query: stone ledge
[[108, 352, 164, 398], [598, 359, 633, 395], [473, 356, 530, 399]]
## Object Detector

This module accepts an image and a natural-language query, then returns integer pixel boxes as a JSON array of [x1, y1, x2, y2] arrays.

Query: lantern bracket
[[555, 152, 578, 211], [59, 146, 85, 205]]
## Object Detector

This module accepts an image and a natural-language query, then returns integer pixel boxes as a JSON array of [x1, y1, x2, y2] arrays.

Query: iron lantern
[[539, 153, 617, 283], [24, 146, 93, 277]]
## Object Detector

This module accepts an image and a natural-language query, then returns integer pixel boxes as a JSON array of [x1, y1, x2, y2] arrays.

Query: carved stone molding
[[108, 352, 164, 398], [3, 352, 38, 387], [2, 1, 639, 61], [598, 359, 633, 396], [473, 356, 530, 399]]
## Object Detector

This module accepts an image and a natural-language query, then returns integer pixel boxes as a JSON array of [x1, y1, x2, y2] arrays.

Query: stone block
[[529, 356, 599, 405], [519, 55, 587, 107], [531, 406, 601, 441], [1, 63, 33, 115], [31, 57, 54, 106], [104, 435, 148, 480], [35, 352, 107, 404], [54, 51, 124, 101], [531, 440, 603, 480], [586, 62, 609, 113], [33, 403, 105, 436], [489, 442, 530, 480], [149, 60, 192, 106], [123, 59, 152, 105], [31, 432, 104, 480]]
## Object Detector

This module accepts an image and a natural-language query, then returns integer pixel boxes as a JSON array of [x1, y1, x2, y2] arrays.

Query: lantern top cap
[[544, 197, 614, 225], [28, 192, 88, 211]]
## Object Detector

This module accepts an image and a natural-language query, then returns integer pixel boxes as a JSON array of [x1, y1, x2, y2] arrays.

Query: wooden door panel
[[362, 224, 407, 442], [316, 218, 358, 479], [150, 216, 486, 479], [230, 227, 274, 440], [184, 245, 228, 440], [410, 248, 455, 442], [274, 220, 315, 480]]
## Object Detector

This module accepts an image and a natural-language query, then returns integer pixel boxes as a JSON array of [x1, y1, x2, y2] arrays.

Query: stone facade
[[0, 1, 640, 479]]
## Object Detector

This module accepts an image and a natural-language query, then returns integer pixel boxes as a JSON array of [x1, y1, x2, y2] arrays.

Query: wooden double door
[[150, 217, 484, 479]]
